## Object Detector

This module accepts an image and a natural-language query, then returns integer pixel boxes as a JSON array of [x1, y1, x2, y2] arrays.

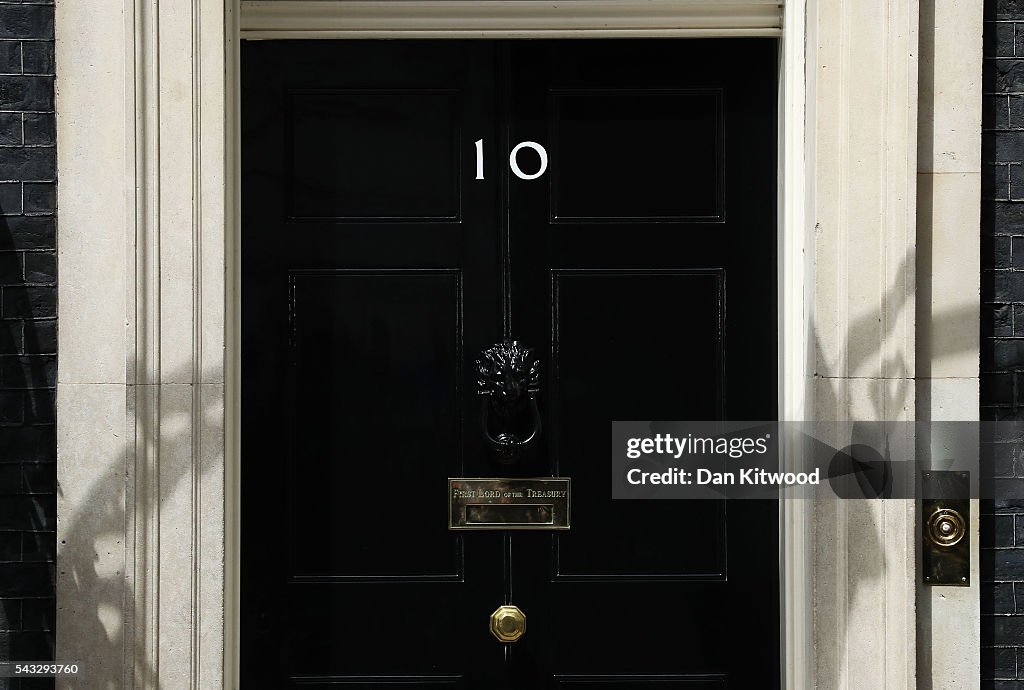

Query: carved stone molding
[[56, 0, 230, 686], [240, 0, 784, 39]]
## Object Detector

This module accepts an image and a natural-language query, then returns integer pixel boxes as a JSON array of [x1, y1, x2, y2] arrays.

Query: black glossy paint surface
[[242, 40, 779, 689]]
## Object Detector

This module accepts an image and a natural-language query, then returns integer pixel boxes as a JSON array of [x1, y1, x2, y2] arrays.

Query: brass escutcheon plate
[[922, 470, 970, 586]]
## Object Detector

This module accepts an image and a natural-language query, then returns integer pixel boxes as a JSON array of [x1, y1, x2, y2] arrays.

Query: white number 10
[[474, 139, 549, 181]]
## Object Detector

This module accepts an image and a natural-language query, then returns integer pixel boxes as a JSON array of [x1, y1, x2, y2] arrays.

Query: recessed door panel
[[550, 270, 726, 579], [287, 270, 463, 579], [288, 91, 461, 220], [550, 90, 723, 221]]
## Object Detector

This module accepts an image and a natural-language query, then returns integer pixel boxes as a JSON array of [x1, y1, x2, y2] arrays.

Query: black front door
[[242, 39, 779, 689]]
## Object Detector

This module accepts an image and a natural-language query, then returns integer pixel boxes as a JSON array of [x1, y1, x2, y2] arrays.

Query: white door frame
[[55, 0, 981, 687]]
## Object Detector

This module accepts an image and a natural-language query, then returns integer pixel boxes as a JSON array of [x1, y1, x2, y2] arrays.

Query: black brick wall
[[0, 0, 55, 685], [985, 1, 1024, 687]]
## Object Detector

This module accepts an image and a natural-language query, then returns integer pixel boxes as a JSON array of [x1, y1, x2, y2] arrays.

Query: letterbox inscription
[[448, 478, 570, 530]]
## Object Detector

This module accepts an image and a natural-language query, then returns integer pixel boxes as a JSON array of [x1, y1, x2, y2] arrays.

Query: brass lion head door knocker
[[475, 340, 541, 463]]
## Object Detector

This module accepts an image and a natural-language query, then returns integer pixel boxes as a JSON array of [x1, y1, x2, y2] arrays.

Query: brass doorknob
[[489, 605, 526, 642]]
